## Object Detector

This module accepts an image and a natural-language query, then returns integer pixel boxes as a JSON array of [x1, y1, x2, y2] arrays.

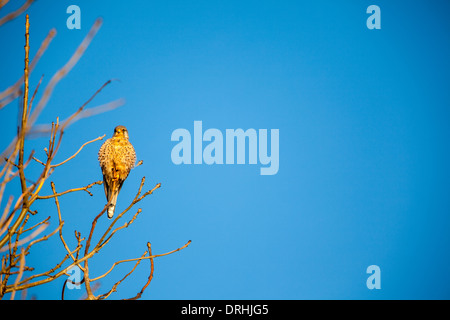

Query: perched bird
[[98, 125, 136, 218]]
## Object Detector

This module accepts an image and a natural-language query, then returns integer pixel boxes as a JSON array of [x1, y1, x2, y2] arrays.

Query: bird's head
[[113, 125, 129, 140]]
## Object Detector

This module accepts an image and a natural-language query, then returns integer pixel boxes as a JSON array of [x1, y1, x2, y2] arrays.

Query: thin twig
[[51, 135, 105, 168], [9, 248, 25, 300], [21, 216, 49, 234], [0, 222, 48, 253], [18, 13, 30, 197], [0, 0, 34, 27], [97, 209, 142, 251], [36, 180, 102, 199], [90, 240, 192, 282], [28, 98, 125, 137], [124, 242, 154, 300], [97, 250, 148, 300], [50, 182, 84, 271]]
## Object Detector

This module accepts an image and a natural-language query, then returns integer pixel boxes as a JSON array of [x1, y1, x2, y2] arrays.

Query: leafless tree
[[0, 1, 190, 300]]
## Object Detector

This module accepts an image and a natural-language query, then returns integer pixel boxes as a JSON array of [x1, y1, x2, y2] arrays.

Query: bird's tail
[[107, 178, 120, 219], [107, 189, 119, 219]]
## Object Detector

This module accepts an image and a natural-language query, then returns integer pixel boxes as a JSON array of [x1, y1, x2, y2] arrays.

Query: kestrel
[[98, 125, 136, 219]]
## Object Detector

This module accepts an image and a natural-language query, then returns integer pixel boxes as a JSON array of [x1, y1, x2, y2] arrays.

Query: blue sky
[[1, 0, 450, 299]]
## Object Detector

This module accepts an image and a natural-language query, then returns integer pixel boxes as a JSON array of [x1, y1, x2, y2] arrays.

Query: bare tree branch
[[0, 28, 55, 108], [9, 248, 25, 300], [36, 180, 102, 200], [0, 0, 34, 27]]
